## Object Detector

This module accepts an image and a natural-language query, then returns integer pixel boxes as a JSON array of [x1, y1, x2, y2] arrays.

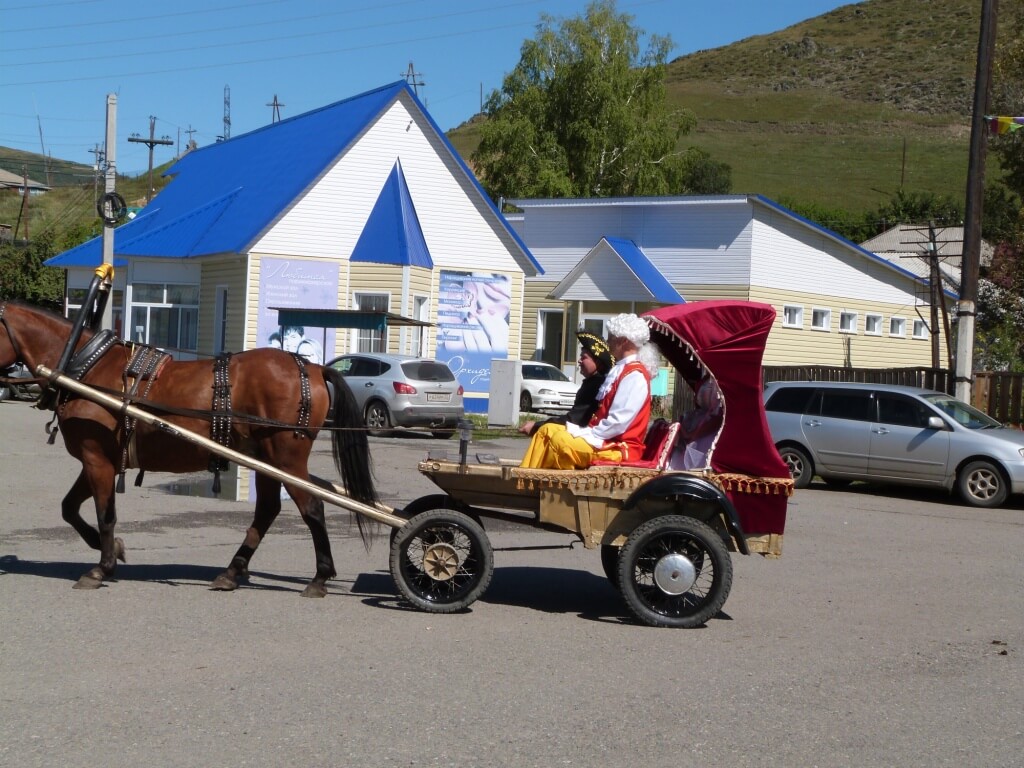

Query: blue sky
[[0, 0, 854, 177]]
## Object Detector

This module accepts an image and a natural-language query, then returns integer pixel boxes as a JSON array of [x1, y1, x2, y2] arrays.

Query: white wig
[[606, 313, 650, 346], [637, 343, 661, 378]]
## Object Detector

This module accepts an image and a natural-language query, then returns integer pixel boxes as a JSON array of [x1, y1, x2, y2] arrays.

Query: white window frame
[[839, 310, 858, 334], [889, 316, 906, 338], [783, 305, 803, 328], [912, 318, 928, 339], [811, 307, 832, 332], [353, 292, 390, 353], [865, 313, 883, 336], [129, 282, 199, 355]]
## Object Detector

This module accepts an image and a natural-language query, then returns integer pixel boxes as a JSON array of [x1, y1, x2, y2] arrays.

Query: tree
[[473, 0, 729, 203], [0, 232, 65, 309]]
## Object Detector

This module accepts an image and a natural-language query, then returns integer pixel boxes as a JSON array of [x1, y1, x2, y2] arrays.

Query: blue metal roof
[[351, 160, 432, 267], [603, 237, 685, 303], [47, 80, 540, 274]]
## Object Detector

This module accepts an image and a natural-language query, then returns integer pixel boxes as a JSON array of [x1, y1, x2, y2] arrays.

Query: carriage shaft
[[36, 365, 405, 528]]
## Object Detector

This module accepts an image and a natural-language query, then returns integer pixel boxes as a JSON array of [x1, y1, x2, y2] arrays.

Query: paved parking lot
[[1, 400, 1021, 768]]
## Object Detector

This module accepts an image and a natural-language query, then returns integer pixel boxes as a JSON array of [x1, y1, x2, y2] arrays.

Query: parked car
[[326, 353, 464, 438], [763, 380, 1024, 508], [520, 362, 580, 414], [0, 363, 43, 402]]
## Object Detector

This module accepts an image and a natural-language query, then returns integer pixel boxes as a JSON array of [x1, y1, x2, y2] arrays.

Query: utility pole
[[14, 166, 29, 241], [128, 116, 173, 204], [402, 62, 425, 98], [955, 0, 998, 403], [88, 144, 104, 209], [267, 94, 285, 123], [222, 85, 231, 141], [100, 94, 117, 331]]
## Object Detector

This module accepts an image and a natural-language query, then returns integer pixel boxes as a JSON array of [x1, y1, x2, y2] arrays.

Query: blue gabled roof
[[603, 237, 685, 304], [351, 160, 432, 267], [47, 80, 541, 276], [48, 81, 409, 264]]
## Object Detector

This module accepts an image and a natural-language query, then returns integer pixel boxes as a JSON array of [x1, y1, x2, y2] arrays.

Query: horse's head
[[0, 302, 18, 368], [0, 301, 73, 373]]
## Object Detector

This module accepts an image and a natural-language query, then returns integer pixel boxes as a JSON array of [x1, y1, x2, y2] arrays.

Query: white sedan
[[520, 362, 580, 414]]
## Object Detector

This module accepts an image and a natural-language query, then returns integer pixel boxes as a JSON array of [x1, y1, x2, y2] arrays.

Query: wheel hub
[[652, 553, 697, 595], [422, 543, 459, 581]]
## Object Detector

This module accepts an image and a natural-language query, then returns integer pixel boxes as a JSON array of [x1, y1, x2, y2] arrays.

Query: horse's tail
[[323, 366, 378, 545]]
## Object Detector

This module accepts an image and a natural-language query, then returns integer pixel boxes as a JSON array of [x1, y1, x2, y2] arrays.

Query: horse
[[0, 300, 377, 597]]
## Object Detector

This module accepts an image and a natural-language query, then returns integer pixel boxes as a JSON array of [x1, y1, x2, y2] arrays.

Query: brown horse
[[0, 300, 377, 597]]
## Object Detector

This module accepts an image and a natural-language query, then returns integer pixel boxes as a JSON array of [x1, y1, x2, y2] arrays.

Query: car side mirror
[[927, 415, 946, 430]]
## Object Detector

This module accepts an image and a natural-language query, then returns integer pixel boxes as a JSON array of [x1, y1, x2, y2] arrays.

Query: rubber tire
[[390, 509, 494, 613], [520, 390, 532, 411], [431, 429, 456, 439], [956, 460, 1008, 508], [388, 494, 464, 545], [600, 545, 621, 589], [365, 400, 392, 437], [778, 445, 813, 489], [617, 515, 732, 628]]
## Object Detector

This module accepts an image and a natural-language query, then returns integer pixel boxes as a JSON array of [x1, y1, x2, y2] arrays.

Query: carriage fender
[[622, 474, 750, 556]]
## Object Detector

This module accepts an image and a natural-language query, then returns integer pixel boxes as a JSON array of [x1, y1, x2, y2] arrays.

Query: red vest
[[588, 361, 651, 460]]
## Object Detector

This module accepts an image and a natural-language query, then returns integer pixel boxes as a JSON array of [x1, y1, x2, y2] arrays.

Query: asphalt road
[[1, 400, 1021, 768]]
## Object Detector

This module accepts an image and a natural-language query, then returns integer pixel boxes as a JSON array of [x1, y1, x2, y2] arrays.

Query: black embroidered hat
[[576, 331, 614, 373]]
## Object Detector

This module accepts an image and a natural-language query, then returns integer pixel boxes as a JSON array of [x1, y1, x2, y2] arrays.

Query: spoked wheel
[[617, 515, 732, 628], [390, 509, 494, 613]]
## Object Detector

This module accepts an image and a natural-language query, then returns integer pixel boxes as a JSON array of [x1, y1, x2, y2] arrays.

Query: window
[[765, 386, 816, 414], [811, 308, 831, 331], [912, 319, 928, 339], [877, 394, 931, 428], [889, 317, 906, 337], [839, 311, 858, 334], [67, 289, 124, 338], [819, 389, 872, 421], [130, 283, 199, 352], [354, 293, 389, 353], [783, 305, 803, 328], [865, 314, 883, 335]]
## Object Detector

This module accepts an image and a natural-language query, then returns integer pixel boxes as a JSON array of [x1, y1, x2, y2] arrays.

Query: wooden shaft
[[36, 365, 406, 528]]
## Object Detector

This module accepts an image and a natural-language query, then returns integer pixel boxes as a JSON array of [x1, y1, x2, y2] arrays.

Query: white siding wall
[[254, 94, 528, 274]]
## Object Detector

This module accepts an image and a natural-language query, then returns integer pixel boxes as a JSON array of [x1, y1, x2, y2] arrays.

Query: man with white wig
[[521, 313, 657, 470]]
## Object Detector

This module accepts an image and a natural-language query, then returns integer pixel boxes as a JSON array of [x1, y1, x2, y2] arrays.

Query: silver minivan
[[763, 381, 1024, 508]]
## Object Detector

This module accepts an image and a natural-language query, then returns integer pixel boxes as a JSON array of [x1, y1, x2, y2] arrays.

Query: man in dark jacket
[[518, 332, 614, 435]]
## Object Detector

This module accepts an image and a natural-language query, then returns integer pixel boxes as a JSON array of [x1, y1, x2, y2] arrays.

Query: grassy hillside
[[451, 0, 1022, 216]]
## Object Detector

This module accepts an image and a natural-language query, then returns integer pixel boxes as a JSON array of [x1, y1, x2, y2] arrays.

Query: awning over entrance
[[271, 307, 432, 332], [549, 236, 684, 304]]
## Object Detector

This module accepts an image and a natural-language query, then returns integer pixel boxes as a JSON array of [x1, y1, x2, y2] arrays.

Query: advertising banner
[[256, 257, 339, 365], [436, 270, 511, 395]]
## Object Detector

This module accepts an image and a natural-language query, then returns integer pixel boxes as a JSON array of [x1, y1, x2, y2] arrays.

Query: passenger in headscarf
[[671, 375, 724, 470]]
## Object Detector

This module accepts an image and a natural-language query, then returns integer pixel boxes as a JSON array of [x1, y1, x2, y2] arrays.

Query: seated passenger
[[670, 375, 723, 470], [518, 331, 614, 436], [520, 314, 659, 470]]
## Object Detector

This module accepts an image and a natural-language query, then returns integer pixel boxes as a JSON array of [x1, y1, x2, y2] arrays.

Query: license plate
[[426, 393, 449, 402]]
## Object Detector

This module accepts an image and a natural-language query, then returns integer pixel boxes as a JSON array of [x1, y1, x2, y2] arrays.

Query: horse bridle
[[0, 301, 24, 364]]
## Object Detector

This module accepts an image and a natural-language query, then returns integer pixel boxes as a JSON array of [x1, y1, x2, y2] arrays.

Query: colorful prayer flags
[[985, 116, 1024, 135]]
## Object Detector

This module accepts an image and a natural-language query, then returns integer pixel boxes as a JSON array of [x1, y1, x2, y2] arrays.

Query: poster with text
[[437, 270, 511, 394], [256, 257, 339, 365]]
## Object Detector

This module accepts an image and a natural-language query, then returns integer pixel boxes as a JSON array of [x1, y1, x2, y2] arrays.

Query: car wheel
[[600, 544, 620, 589], [519, 390, 532, 411], [778, 445, 813, 489], [0, 385, 9, 402], [956, 460, 1008, 508], [364, 401, 393, 437]]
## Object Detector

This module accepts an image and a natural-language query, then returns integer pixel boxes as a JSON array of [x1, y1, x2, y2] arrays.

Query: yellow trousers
[[519, 422, 623, 469]]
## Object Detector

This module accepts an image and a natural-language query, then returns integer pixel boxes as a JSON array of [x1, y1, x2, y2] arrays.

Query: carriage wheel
[[390, 509, 493, 613], [617, 515, 732, 628]]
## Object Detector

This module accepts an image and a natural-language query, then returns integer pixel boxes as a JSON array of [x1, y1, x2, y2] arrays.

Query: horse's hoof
[[210, 573, 238, 591], [301, 583, 328, 598], [114, 537, 127, 563], [73, 571, 104, 590]]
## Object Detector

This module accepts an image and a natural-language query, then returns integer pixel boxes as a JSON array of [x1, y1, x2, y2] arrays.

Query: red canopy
[[643, 301, 790, 535]]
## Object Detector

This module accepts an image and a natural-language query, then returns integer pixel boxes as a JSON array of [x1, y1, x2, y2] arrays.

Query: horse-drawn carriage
[[1, 267, 790, 627]]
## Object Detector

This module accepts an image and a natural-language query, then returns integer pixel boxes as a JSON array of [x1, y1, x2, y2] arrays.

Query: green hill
[[450, 0, 1022, 215]]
